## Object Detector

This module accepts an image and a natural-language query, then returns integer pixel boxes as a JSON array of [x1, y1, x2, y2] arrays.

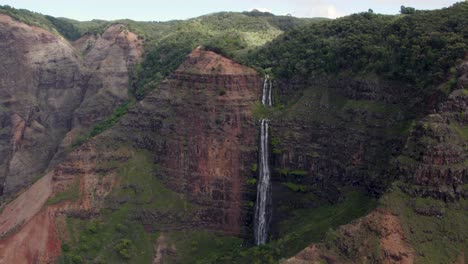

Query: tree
[[400, 5, 416, 14]]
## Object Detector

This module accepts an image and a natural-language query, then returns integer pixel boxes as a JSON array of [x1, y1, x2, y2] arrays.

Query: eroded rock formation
[[0, 48, 261, 262], [0, 15, 142, 195], [113, 47, 260, 234]]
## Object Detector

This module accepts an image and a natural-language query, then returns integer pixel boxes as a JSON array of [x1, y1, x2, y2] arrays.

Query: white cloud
[[291, 2, 346, 18], [251, 7, 273, 13]]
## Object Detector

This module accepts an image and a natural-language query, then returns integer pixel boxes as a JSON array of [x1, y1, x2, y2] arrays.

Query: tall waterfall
[[254, 75, 272, 245]]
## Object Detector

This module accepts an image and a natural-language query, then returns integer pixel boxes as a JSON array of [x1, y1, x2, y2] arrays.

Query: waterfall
[[254, 74, 272, 245]]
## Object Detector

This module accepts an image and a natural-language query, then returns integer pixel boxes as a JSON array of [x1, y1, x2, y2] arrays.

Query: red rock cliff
[[0, 48, 261, 262], [116, 47, 261, 234]]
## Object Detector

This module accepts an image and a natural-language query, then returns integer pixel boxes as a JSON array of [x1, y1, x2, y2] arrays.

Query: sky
[[0, 0, 462, 21]]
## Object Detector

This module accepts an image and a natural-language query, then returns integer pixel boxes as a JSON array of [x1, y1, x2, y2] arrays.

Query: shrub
[[114, 239, 133, 260], [282, 182, 308, 192]]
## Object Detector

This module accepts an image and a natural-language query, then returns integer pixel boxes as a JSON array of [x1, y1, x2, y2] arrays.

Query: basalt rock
[[269, 76, 417, 234], [0, 48, 261, 262], [50, 23, 143, 166], [0, 14, 87, 194], [0, 15, 143, 195], [396, 88, 468, 201], [112, 47, 260, 235]]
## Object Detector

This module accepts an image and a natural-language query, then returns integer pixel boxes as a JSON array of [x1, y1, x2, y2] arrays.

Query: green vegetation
[[250, 2, 468, 90], [166, 230, 243, 264], [277, 168, 308, 179], [60, 150, 195, 263], [400, 5, 416, 15], [343, 99, 400, 114], [131, 12, 306, 99], [250, 163, 258, 172], [218, 87, 227, 96], [114, 239, 134, 260], [380, 185, 467, 263], [270, 134, 282, 154], [89, 102, 131, 137], [47, 178, 80, 205], [188, 191, 376, 263], [282, 182, 308, 192], [60, 210, 155, 264], [449, 122, 468, 141], [1, 4, 318, 101], [72, 101, 132, 148], [277, 191, 377, 256], [246, 178, 258, 185], [0, 5, 59, 33]]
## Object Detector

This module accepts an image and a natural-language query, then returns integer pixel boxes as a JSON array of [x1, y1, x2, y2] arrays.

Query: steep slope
[[111, 47, 260, 235], [71, 23, 142, 129], [52, 24, 143, 162], [0, 48, 261, 263], [0, 14, 87, 194], [235, 4, 467, 262], [284, 65, 468, 263], [0, 15, 143, 196]]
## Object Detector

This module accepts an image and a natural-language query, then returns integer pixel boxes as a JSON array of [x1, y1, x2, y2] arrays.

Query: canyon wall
[[283, 63, 468, 263], [0, 15, 142, 195], [0, 14, 87, 194], [0, 48, 261, 262], [112, 48, 261, 234]]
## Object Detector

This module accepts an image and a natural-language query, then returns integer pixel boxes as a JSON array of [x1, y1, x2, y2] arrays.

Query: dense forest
[[249, 2, 467, 90]]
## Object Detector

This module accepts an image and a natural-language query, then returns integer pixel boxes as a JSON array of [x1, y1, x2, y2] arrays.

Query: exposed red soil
[[175, 46, 257, 75], [368, 210, 415, 264], [284, 209, 415, 264], [0, 142, 119, 263], [0, 208, 60, 264]]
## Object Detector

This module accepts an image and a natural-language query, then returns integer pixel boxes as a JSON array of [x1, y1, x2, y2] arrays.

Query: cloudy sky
[[0, 0, 462, 21]]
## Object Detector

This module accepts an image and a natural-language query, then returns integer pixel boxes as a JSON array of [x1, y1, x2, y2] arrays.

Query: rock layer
[[0, 48, 261, 262], [114, 48, 260, 234], [0, 15, 142, 195], [0, 14, 87, 194]]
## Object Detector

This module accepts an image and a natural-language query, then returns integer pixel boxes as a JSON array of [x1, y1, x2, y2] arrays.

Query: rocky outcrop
[[282, 64, 468, 263], [0, 140, 120, 263], [268, 77, 417, 236], [51, 24, 143, 165], [283, 209, 415, 264], [0, 14, 87, 194], [396, 88, 467, 200], [70, 24, 143, 129], [0, 15, 143, 195]]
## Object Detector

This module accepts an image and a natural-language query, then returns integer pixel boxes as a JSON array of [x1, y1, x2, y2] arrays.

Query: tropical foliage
[[249, 2, 468, 89]]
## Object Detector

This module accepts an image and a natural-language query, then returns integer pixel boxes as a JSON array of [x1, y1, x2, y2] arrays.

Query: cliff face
[[267, 77, 418, 237], [113, 48, 260, 234], [0, 16, 142, 195], [69, 24, 143, 130], [0, 48, 260, 262], [283, 64, 468, 263], [0, 14, 87, 194], [397, 89, 467, 201]]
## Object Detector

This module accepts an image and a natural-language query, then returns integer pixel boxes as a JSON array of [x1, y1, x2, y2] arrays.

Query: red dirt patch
[[175, 47, 257, 75], [284, 209, 416, 264], [0, 208, 60, 264]]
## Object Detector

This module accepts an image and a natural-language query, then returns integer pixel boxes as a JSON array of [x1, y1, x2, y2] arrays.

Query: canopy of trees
[[249, 2, 467, 89]]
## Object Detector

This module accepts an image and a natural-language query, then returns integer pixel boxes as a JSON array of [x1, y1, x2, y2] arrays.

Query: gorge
[[0, 2, 466, 264]]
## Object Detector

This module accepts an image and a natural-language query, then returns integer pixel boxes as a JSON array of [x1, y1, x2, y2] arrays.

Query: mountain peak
[[174, 47, 257, 75]]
